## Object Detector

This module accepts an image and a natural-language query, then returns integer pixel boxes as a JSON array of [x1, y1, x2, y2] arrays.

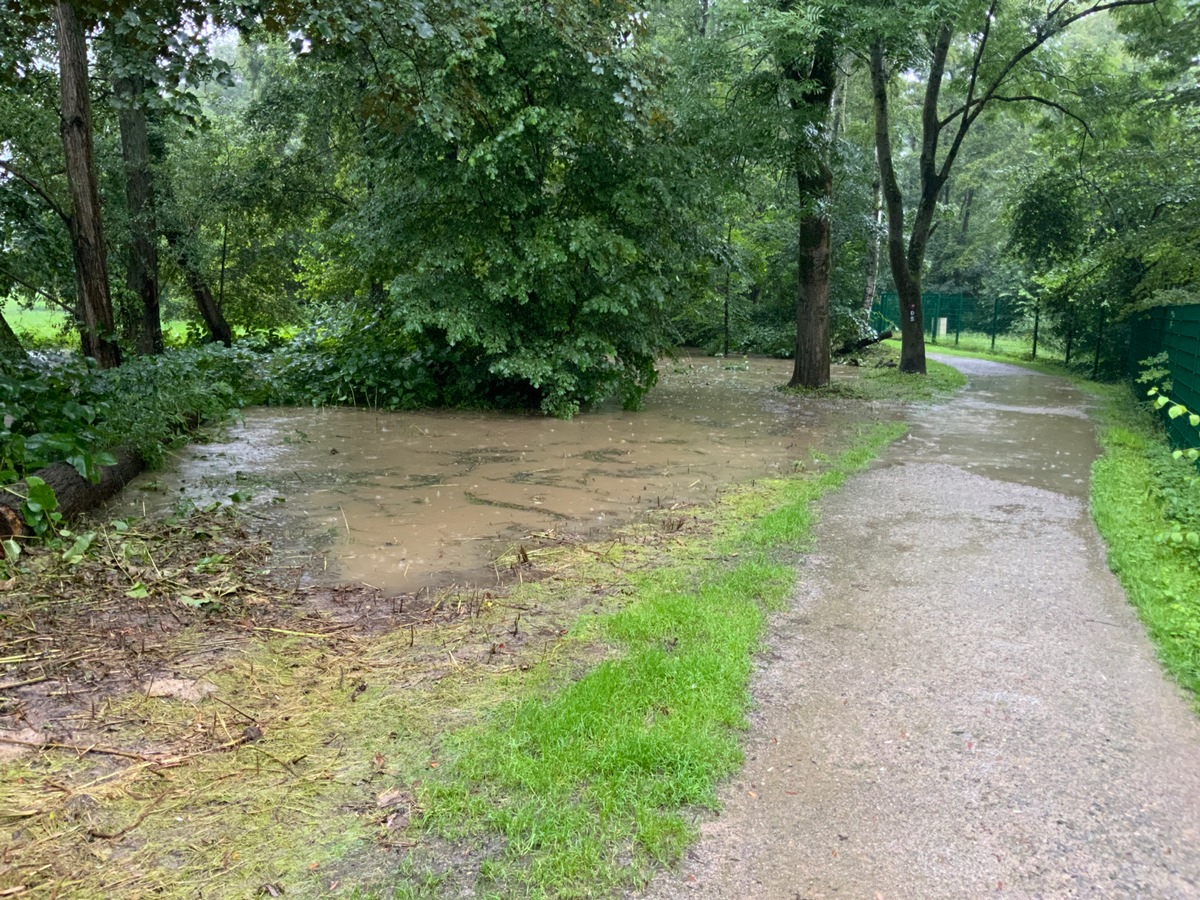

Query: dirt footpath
[[640, 357, 1200, 899]]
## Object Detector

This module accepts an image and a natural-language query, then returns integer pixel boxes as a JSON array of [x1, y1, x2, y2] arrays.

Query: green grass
[[3, 300, 70, 342], [925, 329, 1065, 362], [405, 422, 907, 898], [1090, 385, 1200, 706], [886, 338, 1073, 378], [3, 299, 190, 347], [796, 347, 967, 403]]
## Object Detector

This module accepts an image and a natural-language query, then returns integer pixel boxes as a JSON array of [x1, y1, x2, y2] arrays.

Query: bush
[[1, 344, 263, 484]]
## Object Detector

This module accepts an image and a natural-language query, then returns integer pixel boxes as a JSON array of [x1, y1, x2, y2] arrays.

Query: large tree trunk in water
[[787, 43, 837, 389], [0, 451, 145, 543], [165, 229, 233, 347], [55, 0, 120, 369], [115, 75, 163, 356], [0, 310, 24, 364]]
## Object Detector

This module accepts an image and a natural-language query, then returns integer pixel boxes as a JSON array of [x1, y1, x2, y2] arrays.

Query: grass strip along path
[[1090, 387, 1200, 705]]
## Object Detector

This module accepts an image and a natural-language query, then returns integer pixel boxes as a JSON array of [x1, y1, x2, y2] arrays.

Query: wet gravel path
[[640, 357, 1200, 899]]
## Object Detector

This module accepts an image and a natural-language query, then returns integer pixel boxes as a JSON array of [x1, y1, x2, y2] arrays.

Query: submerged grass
[[403, 422, 906, 898], [1090, 385, 1200, 705]]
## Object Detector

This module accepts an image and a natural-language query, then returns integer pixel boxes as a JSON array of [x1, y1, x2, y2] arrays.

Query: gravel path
[[639, 357, 1200, 899]]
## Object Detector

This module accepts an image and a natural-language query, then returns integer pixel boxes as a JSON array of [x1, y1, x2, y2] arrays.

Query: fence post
[[955, 294, 963, 346], [1032, 298, 1041, 359], [1093, 306, 1106, 379], [991, 296, 999, 351]]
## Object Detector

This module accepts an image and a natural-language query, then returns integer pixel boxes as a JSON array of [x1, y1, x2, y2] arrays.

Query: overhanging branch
[[989, 94, 1095, 137], [0, 159, 70, 225]]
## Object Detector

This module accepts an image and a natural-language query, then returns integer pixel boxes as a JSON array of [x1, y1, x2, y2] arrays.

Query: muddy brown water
[[113, 357, 866, 592]]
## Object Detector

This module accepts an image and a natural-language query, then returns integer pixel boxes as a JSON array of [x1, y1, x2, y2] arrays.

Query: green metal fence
[[870, 290, 1127, 377], [871, 291, 1025, 350], [1129, 304, 1200, 451]]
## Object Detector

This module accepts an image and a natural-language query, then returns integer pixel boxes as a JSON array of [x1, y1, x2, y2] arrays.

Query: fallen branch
[[837, 329, 893, 355], [0, 675, 49, 690], [0, 736, 155, 761], [1, 450, 146, 542], [87, 791, 168, 840]]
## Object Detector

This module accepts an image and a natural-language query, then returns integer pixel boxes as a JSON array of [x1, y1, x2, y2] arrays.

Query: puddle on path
[[113, 357, 867, 592], [892, 355, 1099, 497]]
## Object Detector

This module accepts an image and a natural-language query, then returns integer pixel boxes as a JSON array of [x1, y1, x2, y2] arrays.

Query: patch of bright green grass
[[926, 329, 1064, 362], [799, 354, 966, 403], [885, 338, 1073, 378], [3, 300, 71, 343], [407, 422, 907, 898], [1090, 385, 1200, 706], [3, 299, 192, 348]]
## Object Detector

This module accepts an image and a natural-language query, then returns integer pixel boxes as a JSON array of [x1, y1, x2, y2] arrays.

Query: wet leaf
[[126, 582, 150, 598], [376, 787, 409, 808]]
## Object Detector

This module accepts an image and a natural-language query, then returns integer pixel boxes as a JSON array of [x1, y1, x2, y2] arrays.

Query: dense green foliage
[[0, 0, 1196, 431], [0, 345, 259, 485], [1092, 385, 1200, 703]]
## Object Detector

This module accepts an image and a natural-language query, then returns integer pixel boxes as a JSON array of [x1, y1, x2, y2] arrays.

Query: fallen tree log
[[1, 450, 145, 542], [837, 329, 893, 355]]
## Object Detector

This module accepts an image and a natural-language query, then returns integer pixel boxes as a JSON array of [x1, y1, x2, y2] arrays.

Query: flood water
[[114, 357, 865, 591]]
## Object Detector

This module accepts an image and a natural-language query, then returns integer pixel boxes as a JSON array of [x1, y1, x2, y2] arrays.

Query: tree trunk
[[55, 0, 120, 369], [115, 74, 164, 356], [861, 176, 882, 319], [870, 41, 926, 374], [0, 309, 24, 364], [787, 43, 837, 389], [0, 450, 145, 543], [165, 229, 233, 346], [791, 166, 832, 388]]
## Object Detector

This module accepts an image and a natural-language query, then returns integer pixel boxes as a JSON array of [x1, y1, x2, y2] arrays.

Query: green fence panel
[[1130, 305, 1200, 451]]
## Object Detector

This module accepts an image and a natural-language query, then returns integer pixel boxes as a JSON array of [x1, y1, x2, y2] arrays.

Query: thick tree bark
[[115, 75, 164, 356], [55, 0, 121, 369], [792, 166, 833, 388], [0, 451, 145, 542], [165, 229, 233, 347], [787, 43, 838, 389], [0, 310, 24, 364]]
